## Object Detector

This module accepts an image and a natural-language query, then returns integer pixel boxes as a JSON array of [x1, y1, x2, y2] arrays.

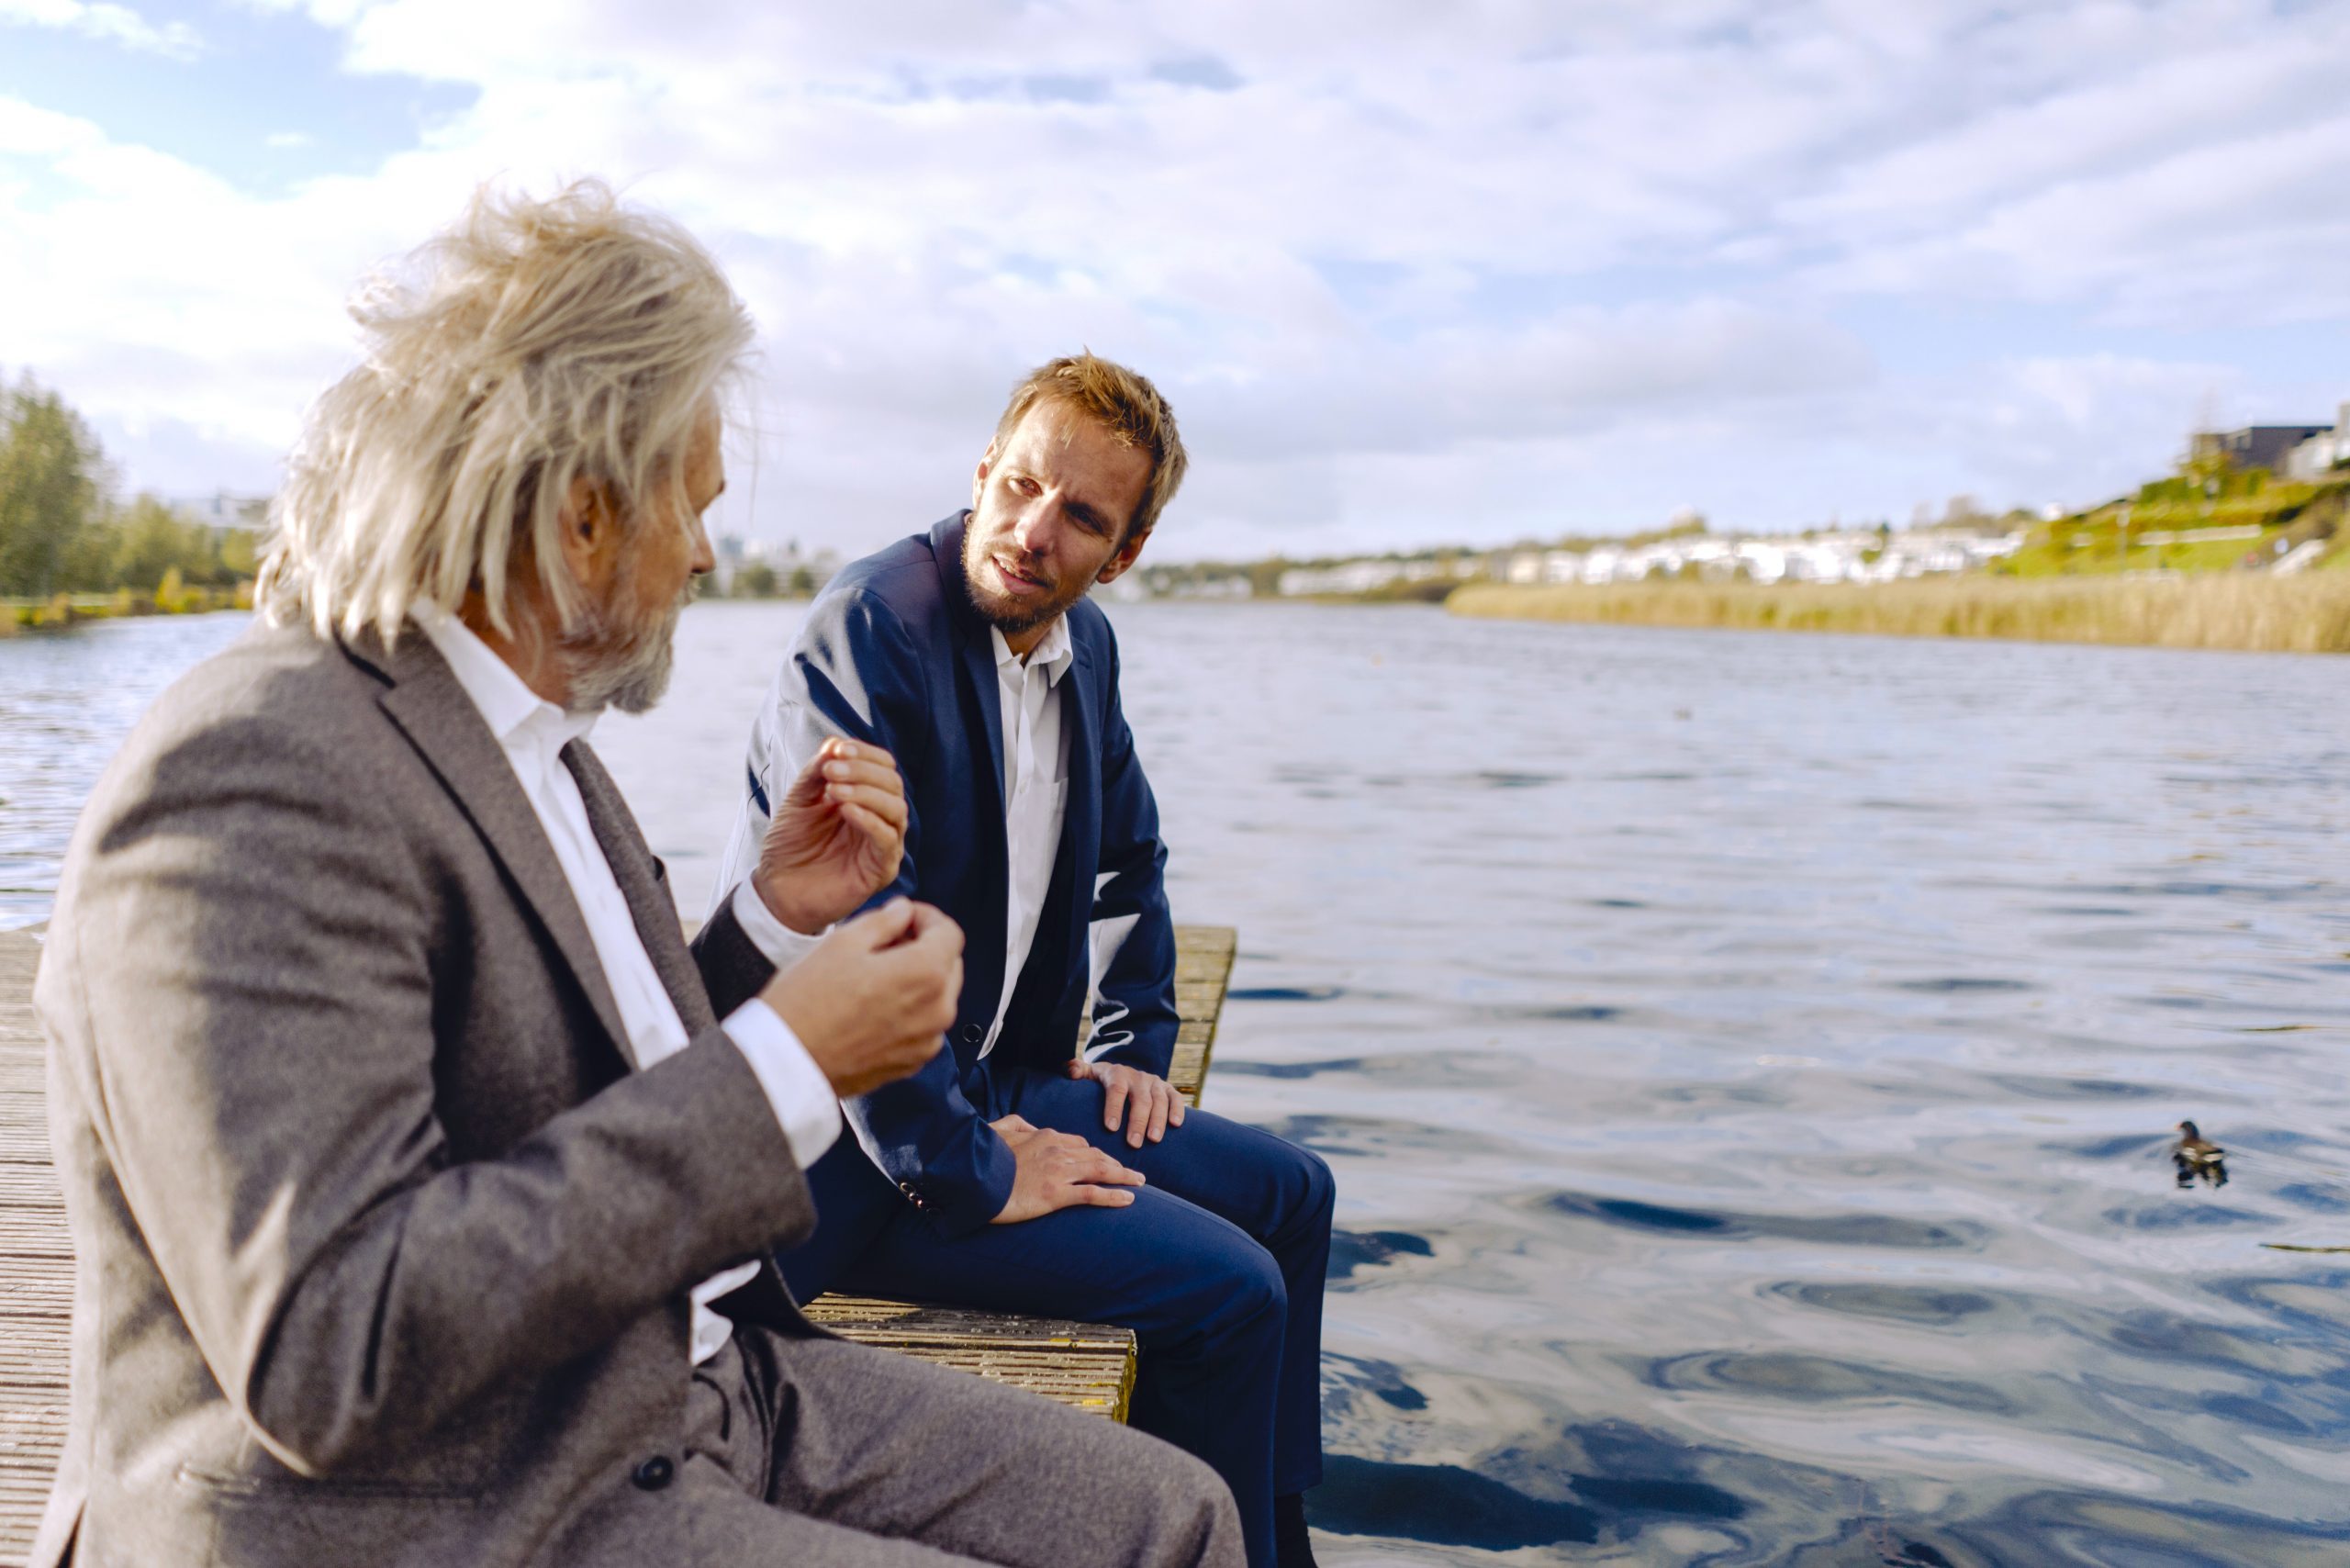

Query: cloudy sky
[[4, 0, 2347, 562]]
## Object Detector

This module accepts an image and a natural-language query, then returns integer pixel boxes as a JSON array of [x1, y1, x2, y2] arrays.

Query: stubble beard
[[960, 528, 1083, 638], [561, 573, 696, 715]]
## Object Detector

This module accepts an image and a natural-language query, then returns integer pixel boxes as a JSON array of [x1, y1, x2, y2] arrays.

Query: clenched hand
[[761, 900, 960, 1098], [753, 739, 907, 936]]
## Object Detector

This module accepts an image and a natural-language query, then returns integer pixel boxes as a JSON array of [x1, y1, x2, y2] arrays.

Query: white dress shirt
[[981, 618, 1072, 1056], [412, 605, 840, 1364]]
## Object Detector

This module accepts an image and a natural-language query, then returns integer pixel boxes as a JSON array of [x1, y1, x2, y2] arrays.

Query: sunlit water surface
[[6, 602, 2350, 1566]]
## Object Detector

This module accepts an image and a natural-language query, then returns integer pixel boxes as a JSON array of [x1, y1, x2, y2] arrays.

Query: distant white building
[[1277, 559, 1408, 597], [2284, 404, 2350, 481], [712, 533, 841, 594]]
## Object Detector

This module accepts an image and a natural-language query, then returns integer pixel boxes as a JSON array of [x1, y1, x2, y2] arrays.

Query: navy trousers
[[778, 1064, 1334, 1568]]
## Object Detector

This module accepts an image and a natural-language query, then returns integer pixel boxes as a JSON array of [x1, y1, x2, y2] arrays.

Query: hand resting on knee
[[988, 1114, 1146, 1224]]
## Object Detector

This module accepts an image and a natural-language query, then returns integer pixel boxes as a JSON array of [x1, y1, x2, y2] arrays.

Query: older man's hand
[[1064, 1058, 1187, 1149], [763, 900, 960, 1099], [753, 738, 907, 935]]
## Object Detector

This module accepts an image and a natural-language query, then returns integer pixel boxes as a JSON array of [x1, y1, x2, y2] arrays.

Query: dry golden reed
[[1446, 575, 2350, 654]]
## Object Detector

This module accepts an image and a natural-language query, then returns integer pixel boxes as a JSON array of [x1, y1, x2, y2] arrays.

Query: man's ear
[[1096, 523, 1152, 585], [557, 476, 616, 593], [971, 442, 1000, 510]]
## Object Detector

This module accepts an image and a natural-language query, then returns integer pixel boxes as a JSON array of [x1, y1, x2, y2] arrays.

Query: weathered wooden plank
[[0, 927, 54, 1568], [1166, 924, 1236, 1106]]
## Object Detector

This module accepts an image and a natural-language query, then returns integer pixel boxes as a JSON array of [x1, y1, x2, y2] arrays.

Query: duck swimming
[[2173, 1121, 2227, 1189]]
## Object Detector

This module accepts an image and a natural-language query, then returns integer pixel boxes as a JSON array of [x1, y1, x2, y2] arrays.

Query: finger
[[1145, 1084, 1170, 1144], [1169, 1097, 1186, 1127], [1067, 1183, 1136, 1208], [832, 739, 898, 774], [846, 897, 917, 946], [825, 784, 908, 830], [1101, 1071, 1129, 1133], [907, 904, 965, 955], [820, 756, 904, 793], [834, 800, 901, 854], [1079, 1151, 1146, 1186], [992, 1114, 1035, 1135], [1065, 1056, 1090, 1079]]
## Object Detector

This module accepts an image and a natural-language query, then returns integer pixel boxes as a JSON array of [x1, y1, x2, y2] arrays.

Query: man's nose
[[1012, 499, 1058, 556], [688, 513, 716, 576]]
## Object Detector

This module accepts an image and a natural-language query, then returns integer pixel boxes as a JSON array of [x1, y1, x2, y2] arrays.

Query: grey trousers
[[682, 1327, 1246, 1566]]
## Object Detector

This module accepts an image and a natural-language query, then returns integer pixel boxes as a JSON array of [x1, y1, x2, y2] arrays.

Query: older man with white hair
[[29, 182, 1241, 1568]]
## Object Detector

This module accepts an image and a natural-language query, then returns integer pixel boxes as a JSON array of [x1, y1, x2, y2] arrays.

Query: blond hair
[[257, 180, 753, 644], [992, 353, 1187, 538]]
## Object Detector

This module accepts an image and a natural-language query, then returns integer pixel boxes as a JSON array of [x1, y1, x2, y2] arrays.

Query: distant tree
[[788, 565, 817, 597], [111, 495, 207, 593], [733, 562, 779, 598], [0, 375, 109, 598], [1942, 494, 1992, 531], [1243, 558, 1288, 598], [219, 527, 260, 579]]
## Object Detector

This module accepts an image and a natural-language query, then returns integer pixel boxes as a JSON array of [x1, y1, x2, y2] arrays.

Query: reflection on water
[[13, 601, 2350, 1564], [0, 614, 252, 928]]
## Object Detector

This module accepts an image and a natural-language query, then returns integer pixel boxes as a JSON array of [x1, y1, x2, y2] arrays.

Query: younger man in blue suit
[[709, 355, 1331, 1568]]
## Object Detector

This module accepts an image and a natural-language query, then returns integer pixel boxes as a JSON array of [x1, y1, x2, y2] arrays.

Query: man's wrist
[[750, 867, 829, 936], [732, 877, 831, 969]]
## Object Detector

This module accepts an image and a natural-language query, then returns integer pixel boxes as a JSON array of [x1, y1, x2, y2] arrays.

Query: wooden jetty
[[0, 921, 1235, 1565]]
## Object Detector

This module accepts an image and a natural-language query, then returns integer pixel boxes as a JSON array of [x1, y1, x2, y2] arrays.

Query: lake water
[[5, 602, 2349, 1566]]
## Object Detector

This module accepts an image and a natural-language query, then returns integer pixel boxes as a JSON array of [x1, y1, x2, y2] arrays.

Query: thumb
[[782, 738, 845, 807], [1065, 1056, 1090, 1079]]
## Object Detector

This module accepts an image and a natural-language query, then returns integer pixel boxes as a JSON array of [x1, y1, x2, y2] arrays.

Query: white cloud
[[4, 0, 2348, 555], [0, 0, 199, 59]]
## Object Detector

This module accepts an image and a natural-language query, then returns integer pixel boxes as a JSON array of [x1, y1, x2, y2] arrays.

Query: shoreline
[[1445, 575, 2350, 655], [2, 590, 250, 637]]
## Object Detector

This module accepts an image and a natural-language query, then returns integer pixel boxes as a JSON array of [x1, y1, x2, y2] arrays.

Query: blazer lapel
[[931, 512, 1008, 823], [356, 629, 632, 1066], [563, 740, 718, 1036]]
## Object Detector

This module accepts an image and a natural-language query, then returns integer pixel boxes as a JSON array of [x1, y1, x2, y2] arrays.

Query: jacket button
[[957, 1024, 979, 1046], [632, 1455, 675, 1491]]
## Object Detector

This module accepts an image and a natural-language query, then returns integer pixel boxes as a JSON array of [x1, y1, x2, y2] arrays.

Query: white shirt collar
[[988, 614, 1074, 687], [410, 602, 598, 759]]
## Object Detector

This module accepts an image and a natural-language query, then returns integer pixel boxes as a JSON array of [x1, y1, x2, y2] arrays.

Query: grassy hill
[[1997, 470, 2348, 577]]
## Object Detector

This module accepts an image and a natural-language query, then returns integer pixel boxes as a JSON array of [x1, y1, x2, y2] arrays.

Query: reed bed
[[1446, 574, 2350, 654]]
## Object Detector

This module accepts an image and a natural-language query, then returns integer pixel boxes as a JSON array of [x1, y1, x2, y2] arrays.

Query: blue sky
[[4, 0, 2347, 562]]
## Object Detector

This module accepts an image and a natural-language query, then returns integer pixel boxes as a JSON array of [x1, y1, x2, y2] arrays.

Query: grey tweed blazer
[[33, 618, 815, 1567]]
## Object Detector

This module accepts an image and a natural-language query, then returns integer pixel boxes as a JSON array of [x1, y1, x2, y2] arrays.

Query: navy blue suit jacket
[[751, 513, 1178, 1237]]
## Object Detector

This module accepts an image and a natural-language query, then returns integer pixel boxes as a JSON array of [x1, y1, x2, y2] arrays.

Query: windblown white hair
[[257, 180, 753, 644]]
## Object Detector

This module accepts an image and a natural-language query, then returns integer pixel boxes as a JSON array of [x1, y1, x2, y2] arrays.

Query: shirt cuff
[[730, 876, 832, 969], [722, 998, 842, 1170]]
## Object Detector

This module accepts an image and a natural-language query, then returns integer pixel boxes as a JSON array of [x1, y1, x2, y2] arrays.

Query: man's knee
[[1106, 1424, 1246, 1567], [1292, 1142, 1335, 1220], [1257, 1136, 1334, 1239], [1202, 1235, 1287, 1340]]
